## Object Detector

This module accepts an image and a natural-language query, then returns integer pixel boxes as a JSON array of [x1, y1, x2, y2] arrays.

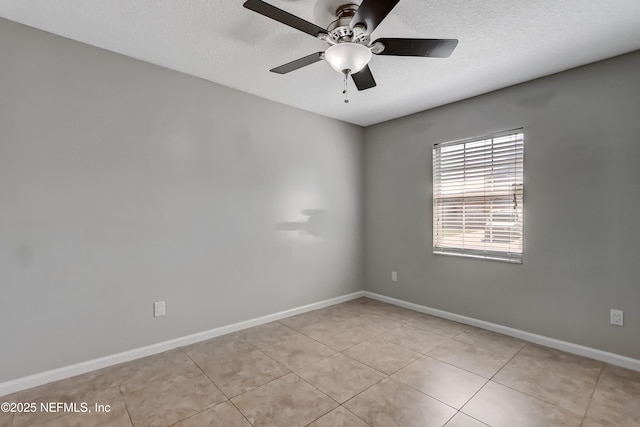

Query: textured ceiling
[[2, 0, 640, 126]]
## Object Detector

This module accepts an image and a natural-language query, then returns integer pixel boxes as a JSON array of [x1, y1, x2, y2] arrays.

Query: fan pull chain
[[342, 72, 349, 104]]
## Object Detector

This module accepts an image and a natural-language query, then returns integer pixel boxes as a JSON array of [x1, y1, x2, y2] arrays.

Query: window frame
[[432, 128, 524, 263]]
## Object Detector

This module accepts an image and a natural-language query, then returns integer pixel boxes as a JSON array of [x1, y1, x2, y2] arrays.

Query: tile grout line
[[337, 374, 387, 408], [406, 322, 471, 341], [215, 346, 331, 423], [484, 342, 564, 408], [182, 347, 230, 399], [292, 351, 390, 406], [453, 411, 491, 427], [157, 348, 228, 426], [228, 399, 255, 427], [240, 323, 340, 371], [378, 367, 473, 415], [288, 373, 343, 426], [456, 380, 493, 420], [481, 377, 590, 421], [579, 363, 605, 427], [337, 347, 412, 378], [442, 410, 458, 427], [184, 335, 292, 401], [275, 318, 353, 353], [276, 304, 426, 348], [328, 314, 511, 382], [464, 413, 491, 426], [377, 326, 449, 352], [489, 340, 528, 381], [273, 321, 340, 351], [188, 324, 369, 422], [339, 404, 375, 427], [182, 344, 282, 426], [300, 405, 336, 427], [322, 326, 462, 411], [444, 338, 528, 421], [423, 341, 502, 379], [280, 309, 436, 379], [288, 317, 454, 415], [117, 385, 136, 427], [490, 342, 603, 419], [187, 351, 231, 398]]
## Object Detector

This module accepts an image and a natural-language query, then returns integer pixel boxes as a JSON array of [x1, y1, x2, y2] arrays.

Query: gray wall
[[364, 51, 640, 359], [0, 19, 364, 382], [2, 16, 638, 384]]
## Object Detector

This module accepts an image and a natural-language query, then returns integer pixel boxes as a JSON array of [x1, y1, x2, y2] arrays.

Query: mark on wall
[[15, 245, 33, 268], [276, 208, 329, 237]]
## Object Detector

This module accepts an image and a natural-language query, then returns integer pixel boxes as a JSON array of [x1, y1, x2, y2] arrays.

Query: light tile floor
[[2, 297, 639, 427]]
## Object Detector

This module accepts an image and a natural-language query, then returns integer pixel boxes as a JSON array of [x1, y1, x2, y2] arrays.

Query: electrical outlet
[[391, 271, 398, 282], [154, 301, 166, 318], [610, 309, 623, 326]]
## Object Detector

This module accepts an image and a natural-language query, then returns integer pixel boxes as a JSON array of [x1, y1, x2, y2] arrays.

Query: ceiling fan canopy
[[243, 0, 458, 93]]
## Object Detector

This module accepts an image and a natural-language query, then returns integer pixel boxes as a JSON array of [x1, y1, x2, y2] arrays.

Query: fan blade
[[243, 0, 328, 38], [270, 52, 324, 74], [351, 65, 377, 91], [350, 0, 400, 33], [374, 38, 458, 57]]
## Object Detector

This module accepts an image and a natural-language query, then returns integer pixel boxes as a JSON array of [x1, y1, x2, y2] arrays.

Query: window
[[433, 129, 524, 263]]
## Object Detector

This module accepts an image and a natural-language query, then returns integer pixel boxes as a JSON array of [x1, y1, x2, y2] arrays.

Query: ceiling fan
[[243, 0, 458, 101]]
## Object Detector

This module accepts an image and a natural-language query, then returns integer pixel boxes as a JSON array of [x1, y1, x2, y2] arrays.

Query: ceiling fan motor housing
[[327, 4, 369, 44]]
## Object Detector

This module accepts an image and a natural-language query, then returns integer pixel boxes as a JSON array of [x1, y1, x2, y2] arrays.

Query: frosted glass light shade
[[324, 43, 372, 75]]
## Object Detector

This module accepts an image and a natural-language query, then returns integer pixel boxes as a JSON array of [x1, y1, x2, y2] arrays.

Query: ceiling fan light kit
[[324, 42, 372, 75], [243, 0, 458, 100]]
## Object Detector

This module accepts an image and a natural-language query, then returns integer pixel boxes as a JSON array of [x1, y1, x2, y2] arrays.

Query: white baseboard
[[5, 289, 636, 397], [0, 291, 365, 397], [364, 291, 640, 372]]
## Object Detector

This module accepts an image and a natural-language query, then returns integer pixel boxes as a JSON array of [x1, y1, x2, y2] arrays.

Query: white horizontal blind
[[433, 129, 524, 263]]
